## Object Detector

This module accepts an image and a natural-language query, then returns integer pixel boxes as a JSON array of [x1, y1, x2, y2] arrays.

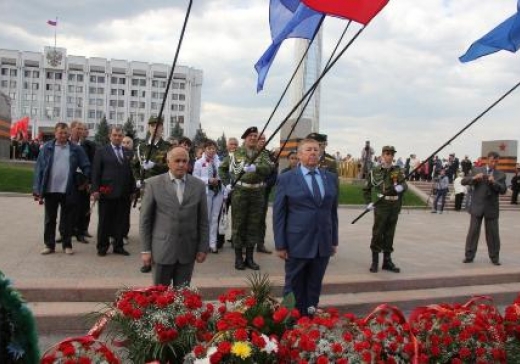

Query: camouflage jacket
[[319, 152, 338, 174], [363, 164, 408, 204], [132, 138, 171, 181], [219, 146, 271, 186]]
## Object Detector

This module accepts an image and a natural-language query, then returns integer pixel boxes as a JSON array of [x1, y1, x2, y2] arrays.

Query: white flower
[[261, 334, 278, 354]]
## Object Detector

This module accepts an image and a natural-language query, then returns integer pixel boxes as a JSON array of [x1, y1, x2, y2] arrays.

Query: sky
[[1, 0, 520, 161]]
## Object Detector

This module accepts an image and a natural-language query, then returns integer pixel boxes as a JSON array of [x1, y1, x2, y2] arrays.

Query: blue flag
[[255, 0, 324, 92], [460, 2, 520, 63]]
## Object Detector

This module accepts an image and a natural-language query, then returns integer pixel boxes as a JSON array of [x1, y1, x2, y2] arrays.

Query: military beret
[[241, 126, 258, 139], [306, 132, 327, 142], [382, 145, 397, 154]]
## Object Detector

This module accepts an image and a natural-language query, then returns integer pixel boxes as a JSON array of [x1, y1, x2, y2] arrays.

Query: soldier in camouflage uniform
[[131, 116, 171, 273], [219, 126, 271, 270], [363, 145, 407, 274], [307, 133, 337, 174]]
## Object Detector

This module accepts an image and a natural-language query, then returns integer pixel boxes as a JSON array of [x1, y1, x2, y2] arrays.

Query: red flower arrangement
[[105, 285, 218, 363], [41, 336, 120, 364], [99, 185, 113, 195], [504, 293, 520, 340], [409, 296, 507, 364]]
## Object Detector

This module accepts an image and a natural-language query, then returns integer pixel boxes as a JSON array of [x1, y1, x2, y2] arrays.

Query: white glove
[[243, 164, 256, 173], [394, 184, 404, 193], [136, 180, 142, 189], [223, 185, 233, 199], [143, 160, 155, 170], [367, 202, 375, 211]]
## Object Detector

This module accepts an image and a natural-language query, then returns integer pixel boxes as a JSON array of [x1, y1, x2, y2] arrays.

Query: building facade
[[0, 47, 203, 139]]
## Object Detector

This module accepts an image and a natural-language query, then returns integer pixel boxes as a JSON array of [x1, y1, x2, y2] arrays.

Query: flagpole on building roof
[[351, 79, 520, 224]]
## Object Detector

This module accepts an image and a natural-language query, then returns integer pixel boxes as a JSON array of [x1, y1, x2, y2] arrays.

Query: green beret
[[241, 126, 258, 139]]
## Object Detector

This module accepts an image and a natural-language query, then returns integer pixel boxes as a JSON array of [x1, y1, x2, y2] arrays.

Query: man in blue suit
[[273, 138, 339, 316]]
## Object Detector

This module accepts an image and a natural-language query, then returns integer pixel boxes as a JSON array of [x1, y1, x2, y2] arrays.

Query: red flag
[[15, 117, 30, 139], [47, 19, 57, 26], [302, 0, 389, 25]]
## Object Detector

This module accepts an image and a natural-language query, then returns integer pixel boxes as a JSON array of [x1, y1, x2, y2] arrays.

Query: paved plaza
[[1, 194, 519, 288]]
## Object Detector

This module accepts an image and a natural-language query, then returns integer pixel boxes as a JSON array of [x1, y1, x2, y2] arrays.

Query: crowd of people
[[31, 119, 514, 316]]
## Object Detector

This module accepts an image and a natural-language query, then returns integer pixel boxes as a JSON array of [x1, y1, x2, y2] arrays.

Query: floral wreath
[[0, 270, 39, 363]]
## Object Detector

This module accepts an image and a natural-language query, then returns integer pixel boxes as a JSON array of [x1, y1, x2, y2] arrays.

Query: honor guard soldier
[[306, 133, 338, 174], [132, 116, 171, 273], [363, 145, 407, 273], [219, 126, 271, 270]]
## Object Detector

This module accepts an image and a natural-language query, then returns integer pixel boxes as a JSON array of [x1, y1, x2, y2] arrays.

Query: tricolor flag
[[255, 0, 324, 92], [47, 19, 57, 26]]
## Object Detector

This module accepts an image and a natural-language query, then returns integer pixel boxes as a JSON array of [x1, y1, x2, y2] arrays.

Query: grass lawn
[[0, 161, 426, 206], [0, 162, 34, 193]]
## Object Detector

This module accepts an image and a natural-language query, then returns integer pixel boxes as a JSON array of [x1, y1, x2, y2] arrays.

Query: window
[[178, 116, 184, 124], [1, 68, 8, 76], [130, 101, 138, 108], [111, 77, 118, 84], [118, 100, 124, 107], [171, 104, 178, 111], [117, 112, 124, 121], [75, 109, 82, 117], [179, 105, 185, 112], [90, 75, 97, 83], [161, 81, 166, 88], [140, 91, 145, 97], [47, 72, 53, 79], [23, 82, 29, 90], [152, 80, 158, 87], [131, 90, 138, 97], [97, 76, 105, 83], [76, 85, 83, 92], [24, 70, 32, 78], [151, 102, 158, 110], [172, 82, 179, 89], [67, 108, 74, 117], [179, 94, 185, 101], [90, 98, 97, 106], [138, 113, 145, 122], [111, 89, 117, 96], [97, 87, 104, 94], [88, 110, 96, 119], [77, 74, 83, 82], [0, 80, 7, 88], [55, 84, 61, 91], [109, 100, 117, 107], [67, 96, 74, 104], [96, 110, 103, 118], [55, 72, 62, 80], [33, 71, 40, 78], [179, 83, 185, 90], [139, 102, 145, 109], [89, 87, 97, 94], [97, 99, 104, 106], [77, 97, 83, 107], [151, 92, 158, 99], [171, 94, 178, 100], [69, 85, 76, 93], [119, 78, 125, 85], [131, 79, 139, 86], [68, 74, 75, 81], [109, 111, 115, 119], [10, 92, 17, 100], [54, 107, 61, 117], [10, 69, 17, 77], [32, 83, 39, 90], [140, 79, 146, 87], [9, 81, 16, 88]]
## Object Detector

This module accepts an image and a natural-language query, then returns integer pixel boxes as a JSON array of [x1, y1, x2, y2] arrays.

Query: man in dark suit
[[273, 138, 338, 316], [461, 151, 507, 265], [140, 146, 209, 287], [91, 126, 135, 256]]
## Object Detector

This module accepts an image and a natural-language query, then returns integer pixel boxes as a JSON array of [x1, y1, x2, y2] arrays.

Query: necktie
[[115, 146, 123, 163], [309, 170, 322, 205], [175, 179, 184, 204]]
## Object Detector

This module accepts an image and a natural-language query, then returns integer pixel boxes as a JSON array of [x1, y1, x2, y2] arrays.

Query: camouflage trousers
[[231, 186, 266, 249], [370, 200, 401, 253]]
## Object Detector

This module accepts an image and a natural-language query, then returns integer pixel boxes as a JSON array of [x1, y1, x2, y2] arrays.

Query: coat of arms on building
[[46, 48, 63, 68]]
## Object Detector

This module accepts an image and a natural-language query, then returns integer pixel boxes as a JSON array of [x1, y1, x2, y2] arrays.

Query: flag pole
[[351, 79, 520, 224], [276, 21, 352, 163], [259, 17, 325, 137], [231, 25, 367, 188], [54, 17, 57, 49], [133, 0, 193, 208]]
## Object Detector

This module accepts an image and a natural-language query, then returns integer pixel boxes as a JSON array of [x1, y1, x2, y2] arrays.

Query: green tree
[[123, 117, 137, 139], [217, 132, 227, 156], [193, 124, 207, 147], [95, 116, 109, 146], [170, 121, 184, 139]]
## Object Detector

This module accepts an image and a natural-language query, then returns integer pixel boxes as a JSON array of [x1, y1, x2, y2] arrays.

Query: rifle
[[132, 0, 193, 208]]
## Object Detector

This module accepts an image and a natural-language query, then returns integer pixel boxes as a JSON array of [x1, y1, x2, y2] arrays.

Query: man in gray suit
[[140, 147, 209, 286], [462, 151, 507, 265]]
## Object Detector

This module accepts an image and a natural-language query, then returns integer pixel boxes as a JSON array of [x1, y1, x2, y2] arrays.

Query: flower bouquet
[[104, 285, 218, 363], [409, 296, 507, 363], [278, 308, 376, 363], [504, 293, 520, 362], [41, 336, 120, 364], [361, 304, 416, 363]]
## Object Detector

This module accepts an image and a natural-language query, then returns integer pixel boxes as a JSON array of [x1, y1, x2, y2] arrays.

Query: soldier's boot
[[245, 248, 260, 270], [382, 252, 400, 273], [369, 252, 379, 273], [235, 248, 246, 270]]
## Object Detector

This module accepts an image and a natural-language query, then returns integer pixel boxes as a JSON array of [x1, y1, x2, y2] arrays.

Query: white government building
[[0, 47, 203, 139]]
